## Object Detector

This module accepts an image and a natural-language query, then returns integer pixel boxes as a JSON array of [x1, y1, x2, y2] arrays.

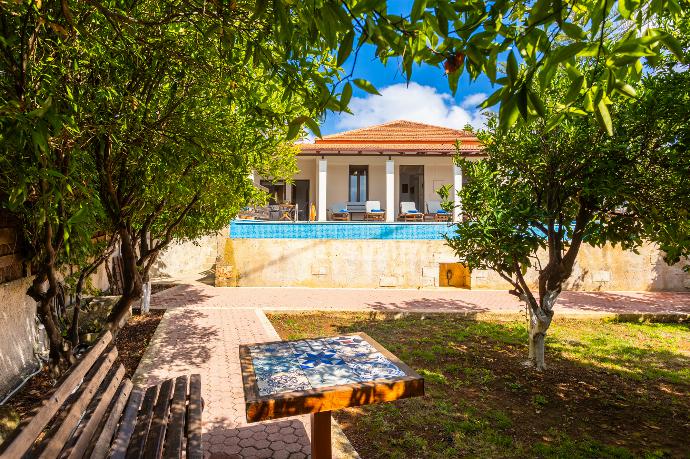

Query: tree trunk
[[526, 290, 557, 370], [29, 274, 73, 376], [106, 227, 142, 334], [527, 307, 550, 370], [141, 279, 151, 314]]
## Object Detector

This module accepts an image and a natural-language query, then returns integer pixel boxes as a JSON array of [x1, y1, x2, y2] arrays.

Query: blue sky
[[319, 3, 496, 136]]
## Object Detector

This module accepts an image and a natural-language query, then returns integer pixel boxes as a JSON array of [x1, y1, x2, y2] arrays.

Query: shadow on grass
[[268, 312, 690, 458]]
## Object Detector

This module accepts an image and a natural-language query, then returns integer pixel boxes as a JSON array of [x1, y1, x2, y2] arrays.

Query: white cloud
[[336, 82, 488, 131], [461, 92, 488, 108]]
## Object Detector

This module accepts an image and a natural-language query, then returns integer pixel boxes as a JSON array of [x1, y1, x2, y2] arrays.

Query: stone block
[[421, 277, 436, 287], [433, 252, 457, 263], [215, 264, 238, 287], [422, 266, 439, 278], [311, 265, 328, 276], [592, 270, 612, 282], [379, 276, 398, 287], [473, 269, 489, 279]]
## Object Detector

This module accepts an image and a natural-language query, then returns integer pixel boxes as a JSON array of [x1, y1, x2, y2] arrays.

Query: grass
[[268, 312, 690, 459]]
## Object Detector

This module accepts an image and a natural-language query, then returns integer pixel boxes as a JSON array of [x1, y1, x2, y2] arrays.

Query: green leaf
[[618, 0, 640, 19], [561, 22, 586, 40], [305, 118, 322, 138], [517, 85, 528, 119], [660, 33, 685, 62], [565, 75, 585, 104], [527, 90, 546, 117], [252, 0, 268, 20], [287, 122, 301, 140], [544, 113, 566, 132], [596, 99, 613, 136], [506, 51, 518, 85], [550, 42, 587, 65], [337, 31, 355, 67], [340, 82, 353, 110], [448, 66, 461, 95], [287, 115, 311, 140], [499, 95, 520, 130], [411, 0, 427, 22], [353, 78, 381, 95], [614, 81, 637, 97]]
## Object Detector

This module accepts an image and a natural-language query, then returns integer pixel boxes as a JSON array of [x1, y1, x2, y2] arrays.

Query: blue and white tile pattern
[[250, 335, 406, 396], [230, 221, 454, 240]]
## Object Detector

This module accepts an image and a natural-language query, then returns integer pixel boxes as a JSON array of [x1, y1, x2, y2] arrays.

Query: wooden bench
[[0, 331, 203, 459]]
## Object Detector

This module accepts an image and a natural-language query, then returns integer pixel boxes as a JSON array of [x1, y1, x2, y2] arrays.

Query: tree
[[0, 1, 108, 372], [445, 65, 689, 369], [0, 0, 323, 370], [327, 0, 687, 133]]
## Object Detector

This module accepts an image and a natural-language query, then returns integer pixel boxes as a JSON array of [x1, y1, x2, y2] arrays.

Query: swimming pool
[[229, 220, 455, 240]]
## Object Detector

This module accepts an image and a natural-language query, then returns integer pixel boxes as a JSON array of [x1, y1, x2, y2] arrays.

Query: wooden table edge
[[239, 332, 424, 423]]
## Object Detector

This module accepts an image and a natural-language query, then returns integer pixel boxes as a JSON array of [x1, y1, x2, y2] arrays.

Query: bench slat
[[0, 332, 113, 458], [162, 376, 188, 459], [109, 388, 144, 459], [57, 362, 120, 458], [186, 374, 203, 459], [65, 364, 126, 459], [39, 346, 119, 459], [143, 379, 174, 459], [90, 379, 133, 459], [124, 384, 159, 459]]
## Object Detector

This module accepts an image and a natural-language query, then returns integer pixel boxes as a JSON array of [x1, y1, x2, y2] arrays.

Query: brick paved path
[[135, 282, 688, 457], [150, 283, 690, 315], [134, 307, 358, 459]]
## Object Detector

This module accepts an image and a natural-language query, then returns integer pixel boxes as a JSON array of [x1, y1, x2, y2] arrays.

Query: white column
[[386, 159, 395, 222], [285, 181, 292, 203], [318, 158, 327, 221], [247, 170, 256, 185], [453, 164, 462, 222]]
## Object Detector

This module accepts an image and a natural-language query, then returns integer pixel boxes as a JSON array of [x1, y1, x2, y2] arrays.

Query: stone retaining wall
[[218, 238, 690, 291]]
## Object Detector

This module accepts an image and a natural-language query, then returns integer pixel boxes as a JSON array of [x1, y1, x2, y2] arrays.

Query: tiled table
[[239, 333, 424, 459]]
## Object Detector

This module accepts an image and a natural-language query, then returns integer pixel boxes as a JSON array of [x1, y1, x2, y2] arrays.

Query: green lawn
[[268, 312, 690, 459]]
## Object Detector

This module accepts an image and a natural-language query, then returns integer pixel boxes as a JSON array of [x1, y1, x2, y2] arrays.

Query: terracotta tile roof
[[299, 120, 483, 155]]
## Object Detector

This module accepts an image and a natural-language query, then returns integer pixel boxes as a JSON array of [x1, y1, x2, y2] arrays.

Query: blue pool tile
[[230, 221, 454, 240]]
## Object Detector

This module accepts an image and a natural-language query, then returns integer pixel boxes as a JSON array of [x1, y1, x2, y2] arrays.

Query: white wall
[[150, 232, 224, 278], [262, 155, 480, 218], [0, 277, 40, 400]]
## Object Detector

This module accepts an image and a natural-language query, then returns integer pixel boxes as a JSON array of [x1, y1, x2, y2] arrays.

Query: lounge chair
[[330, 202, 350, 221], [426, 200, 451, 222], [364, 201, 385, 221], [399, 201, 424, 222]]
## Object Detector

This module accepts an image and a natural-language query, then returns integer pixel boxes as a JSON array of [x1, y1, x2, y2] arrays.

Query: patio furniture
[[364, 200, 385, 221], [425, 200, 451, 222], [1, 331, 203, 459], [399, 201, 424, 222], [279, 203, 296, 221], [240, 333, 424, 459], [268, 204, 281, 221], [329, 202, 350, 221]]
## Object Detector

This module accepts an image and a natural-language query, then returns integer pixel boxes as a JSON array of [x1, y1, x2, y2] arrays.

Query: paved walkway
[[134, 283, 688, 457], [133, 306, 358, 459], [150, 283, 690, 315]]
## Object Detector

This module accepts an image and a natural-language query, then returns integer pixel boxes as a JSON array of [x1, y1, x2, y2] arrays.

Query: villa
[[249, 120, 484, 222]]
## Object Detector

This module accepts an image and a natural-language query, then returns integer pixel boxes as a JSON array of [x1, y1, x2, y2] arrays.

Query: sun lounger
[[330, 202, 350, 221], [364, 201, 385, 221], [425, 200, 451, 222], [399, 201, 424, 222]]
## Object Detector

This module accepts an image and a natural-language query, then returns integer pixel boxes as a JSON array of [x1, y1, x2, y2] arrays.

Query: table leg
[[310, 410, 332, 459]]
